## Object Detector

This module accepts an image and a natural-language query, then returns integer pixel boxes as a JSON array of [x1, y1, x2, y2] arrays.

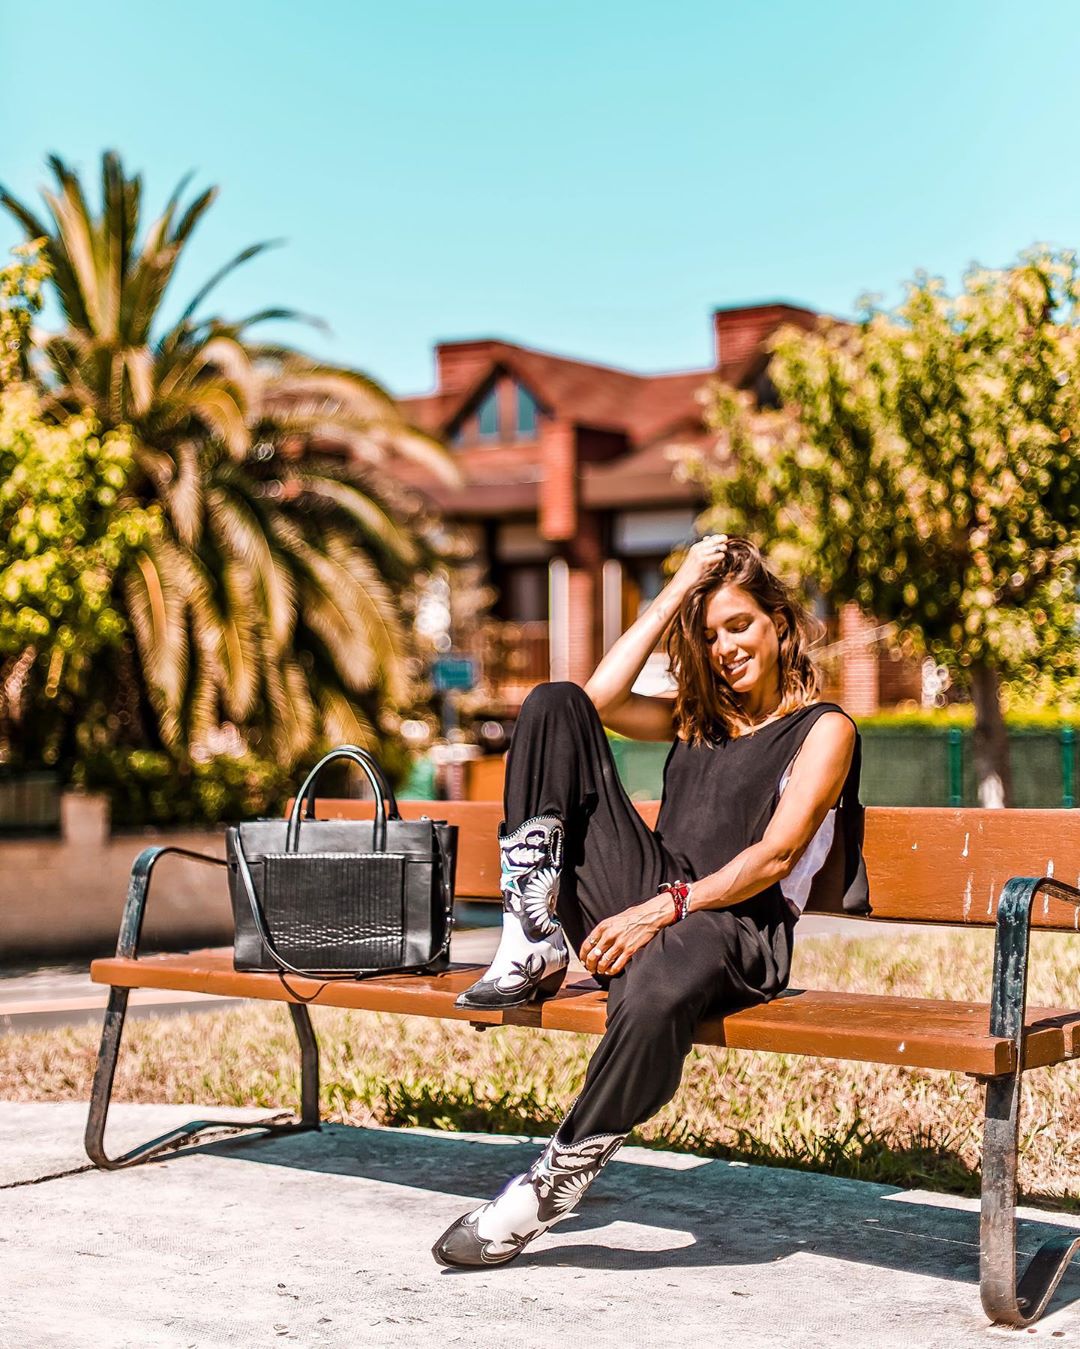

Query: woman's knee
[[609, 969, 703, 1037]]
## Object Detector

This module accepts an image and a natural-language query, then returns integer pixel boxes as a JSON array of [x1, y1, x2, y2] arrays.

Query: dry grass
[[4, 928, 1080, 1206]]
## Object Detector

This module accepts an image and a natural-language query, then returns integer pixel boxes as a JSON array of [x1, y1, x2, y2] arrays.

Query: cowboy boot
[[454, 814, 570, 1011], [431, 1120, 627, 1268]]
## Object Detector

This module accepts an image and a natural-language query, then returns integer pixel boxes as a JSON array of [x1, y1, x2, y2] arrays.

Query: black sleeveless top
[[655, 702, 869, 914]]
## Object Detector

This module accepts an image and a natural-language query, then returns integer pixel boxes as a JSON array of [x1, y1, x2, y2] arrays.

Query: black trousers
[[504, 682, 796, 1144]]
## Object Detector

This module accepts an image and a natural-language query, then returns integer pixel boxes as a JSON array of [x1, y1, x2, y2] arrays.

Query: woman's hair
[[664, 537, 824, 744]]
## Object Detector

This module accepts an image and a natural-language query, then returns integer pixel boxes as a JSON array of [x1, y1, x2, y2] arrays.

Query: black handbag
[[227, 745, 457, 979]]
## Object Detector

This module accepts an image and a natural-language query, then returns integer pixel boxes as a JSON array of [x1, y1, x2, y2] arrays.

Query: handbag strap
[[288, 745, 399, 852], [232, 826, 456, 983]]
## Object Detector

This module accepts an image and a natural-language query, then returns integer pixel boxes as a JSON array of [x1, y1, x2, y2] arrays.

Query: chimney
[[712, 303, 818, 372], [434, 340, 499, 394]]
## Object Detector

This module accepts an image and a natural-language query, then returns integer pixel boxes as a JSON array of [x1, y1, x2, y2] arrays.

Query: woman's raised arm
[[584, 536, 727, 741]]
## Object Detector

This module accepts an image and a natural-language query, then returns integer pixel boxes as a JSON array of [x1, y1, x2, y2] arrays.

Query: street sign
[[431, 656, 476, 692]]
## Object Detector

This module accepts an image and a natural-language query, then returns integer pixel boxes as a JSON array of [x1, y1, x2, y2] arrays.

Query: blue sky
[[3, 0, 1079, 395]]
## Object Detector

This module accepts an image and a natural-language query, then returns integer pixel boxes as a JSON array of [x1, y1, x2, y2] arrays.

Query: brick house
[[396, 302, 917, 718]]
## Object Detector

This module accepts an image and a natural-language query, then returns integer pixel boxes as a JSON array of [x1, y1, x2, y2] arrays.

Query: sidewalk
[[3, 1102, 1079, 1348]]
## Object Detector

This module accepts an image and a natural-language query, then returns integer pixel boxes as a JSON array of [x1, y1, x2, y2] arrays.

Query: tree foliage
[[0, 250, 156, 766], [689, 250, 1080, 802], [0, 152, 459, 772], [0, 240, 48, 384]]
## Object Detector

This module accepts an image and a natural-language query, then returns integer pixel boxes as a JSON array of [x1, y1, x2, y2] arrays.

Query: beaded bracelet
[[658, 879, 692, 923]]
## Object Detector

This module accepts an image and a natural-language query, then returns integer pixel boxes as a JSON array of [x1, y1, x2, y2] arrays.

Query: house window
[[516, 385, 539, 438], [477, 387, 499, 439], [500, 565, 548, 622], [495, 521, 554, 564], [622, 557, 668, 625], [613, 508, 697, 556]]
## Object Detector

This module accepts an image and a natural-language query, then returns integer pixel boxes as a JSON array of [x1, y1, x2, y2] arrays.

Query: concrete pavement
[[3, 1102, 1080, 1347]]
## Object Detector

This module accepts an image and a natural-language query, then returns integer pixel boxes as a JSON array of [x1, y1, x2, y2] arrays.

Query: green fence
[[0, 772, 61, 832], [605, 727, 1080, 808], [859, 726, 1078, 808]]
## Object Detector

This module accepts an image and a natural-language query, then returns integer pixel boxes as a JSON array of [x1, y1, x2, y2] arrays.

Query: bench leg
[[980, 1072, 1080, 1325], [290, 1001, 321, 1127], [84, 986, 322, 1170]]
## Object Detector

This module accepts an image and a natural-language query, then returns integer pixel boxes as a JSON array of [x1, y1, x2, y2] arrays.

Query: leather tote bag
[[227, 745, 457, 978]]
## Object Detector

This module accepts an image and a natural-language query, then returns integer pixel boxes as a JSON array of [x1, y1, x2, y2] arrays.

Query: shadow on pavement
[[162, 1120, 1080, 1314]]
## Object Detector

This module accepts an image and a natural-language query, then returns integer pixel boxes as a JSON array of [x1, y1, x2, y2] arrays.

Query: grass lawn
[[4, 928, 1080, 1208]]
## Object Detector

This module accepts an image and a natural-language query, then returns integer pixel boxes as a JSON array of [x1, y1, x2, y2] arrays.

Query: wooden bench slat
[[312, 801, 1080, 931], [90, 949, 1080, 1076]]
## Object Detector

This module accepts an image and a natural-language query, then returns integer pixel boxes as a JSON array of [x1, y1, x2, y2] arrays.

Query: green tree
[[692, 250, 1080, 805], [0, 152, 458, 766], [0, 240, 48, 384], [0, 247, 156, 766]]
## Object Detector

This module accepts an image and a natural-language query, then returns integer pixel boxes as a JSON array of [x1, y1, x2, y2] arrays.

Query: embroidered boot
[[431, 1122, 627, 1268], [454, 814, 569, 1011]]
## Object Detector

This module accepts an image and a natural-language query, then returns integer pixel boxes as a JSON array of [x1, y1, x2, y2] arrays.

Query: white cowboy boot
[[455, 814, 570, 1011], [432, 1121, 627, 1268]]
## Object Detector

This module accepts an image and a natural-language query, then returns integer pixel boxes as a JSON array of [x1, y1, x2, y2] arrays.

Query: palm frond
[[291, 473, 420, 567], [217, 561, 260, 719], [165, 441, 204, 548], [317, 686, 376, 750], [41, 180, 104, 334], [124, 546, 190, 743], [6, 151, 441, 765], [205, 485, 296, 646], [176, 239, 284, 327], [171, 185, 217, 249], [0, 176, 90, 330]]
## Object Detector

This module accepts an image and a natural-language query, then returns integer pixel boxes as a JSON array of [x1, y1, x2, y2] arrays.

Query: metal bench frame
[[85, 845, 1080, 1328], [85, 848, 320, 1170], [980, 875, 1080, 1324]]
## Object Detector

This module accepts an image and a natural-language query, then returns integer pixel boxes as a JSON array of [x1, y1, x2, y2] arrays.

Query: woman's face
[[702, 583, 783, 696]]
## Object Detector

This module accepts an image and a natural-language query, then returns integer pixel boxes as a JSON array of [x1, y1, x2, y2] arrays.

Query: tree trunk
[[969, 662, 1013, 808]]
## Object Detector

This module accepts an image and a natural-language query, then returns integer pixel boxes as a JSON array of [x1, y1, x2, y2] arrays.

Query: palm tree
[[1, 151, 458, 764]]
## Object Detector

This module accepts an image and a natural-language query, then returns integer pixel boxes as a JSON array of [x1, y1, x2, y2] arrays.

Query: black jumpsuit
[[502, 680, 858, 1144]]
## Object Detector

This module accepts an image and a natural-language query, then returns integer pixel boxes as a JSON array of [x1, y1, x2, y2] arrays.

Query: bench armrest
[[116, 845, 228, 960], [990, 875, 1080, 1051]]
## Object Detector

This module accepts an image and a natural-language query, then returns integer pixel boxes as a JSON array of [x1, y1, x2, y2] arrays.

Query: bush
[[74, 748, 295, 828], [74, 735, 420, 828], [856, 707, 1078, 732]]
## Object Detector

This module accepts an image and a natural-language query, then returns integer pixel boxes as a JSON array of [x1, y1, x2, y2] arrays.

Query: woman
[[432, 534, 864, 1269]]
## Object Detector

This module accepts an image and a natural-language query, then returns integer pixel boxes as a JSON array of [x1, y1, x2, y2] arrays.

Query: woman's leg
[[502, 680, 672, 953], [561, 891, 796, 1142], [457, 681, 667, 1010], [433, 887, 796, 1269]]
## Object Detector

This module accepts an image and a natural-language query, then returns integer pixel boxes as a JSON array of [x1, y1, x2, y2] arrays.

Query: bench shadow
[[182, 1122, 1080, 1313]]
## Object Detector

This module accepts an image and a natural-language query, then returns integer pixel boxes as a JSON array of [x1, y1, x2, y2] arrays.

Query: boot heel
[[534, 966, 567, 1002]]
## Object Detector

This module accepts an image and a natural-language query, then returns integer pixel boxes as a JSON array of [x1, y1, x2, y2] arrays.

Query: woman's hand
[[581, 896, 670, 977], [669, 533, 729, 596]]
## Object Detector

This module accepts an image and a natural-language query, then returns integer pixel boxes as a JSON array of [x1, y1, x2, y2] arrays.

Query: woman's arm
[[584, 536, 727, 742], [582, 711, 856, 976]]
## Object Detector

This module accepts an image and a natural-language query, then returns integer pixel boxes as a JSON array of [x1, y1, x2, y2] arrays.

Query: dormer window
[[516, 385, 538, 438], [448, 375, 542, 446], [476, 386, 499, 439]]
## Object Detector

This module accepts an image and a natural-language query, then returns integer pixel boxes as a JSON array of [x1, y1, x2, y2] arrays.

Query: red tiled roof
[[398, 305, 821, 450], [393, 306, 821, 514], [400, 342, 727, 449]]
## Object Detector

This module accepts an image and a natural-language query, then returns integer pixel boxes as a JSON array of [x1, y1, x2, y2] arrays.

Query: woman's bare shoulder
[[799, 707, 857, 761]]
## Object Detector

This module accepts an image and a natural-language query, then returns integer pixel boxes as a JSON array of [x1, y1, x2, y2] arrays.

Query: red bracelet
[[658, 880, 692, 922]]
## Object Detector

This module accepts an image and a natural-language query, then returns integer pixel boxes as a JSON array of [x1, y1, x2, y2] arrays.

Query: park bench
[[86, 800, 1080, 1328]]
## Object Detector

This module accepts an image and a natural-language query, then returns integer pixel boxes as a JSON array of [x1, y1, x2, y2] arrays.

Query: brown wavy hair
[[664, 537, 824, 745]]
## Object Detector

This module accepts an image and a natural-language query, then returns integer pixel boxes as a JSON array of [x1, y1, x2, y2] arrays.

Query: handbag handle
[[287, 745, 399, 852]]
